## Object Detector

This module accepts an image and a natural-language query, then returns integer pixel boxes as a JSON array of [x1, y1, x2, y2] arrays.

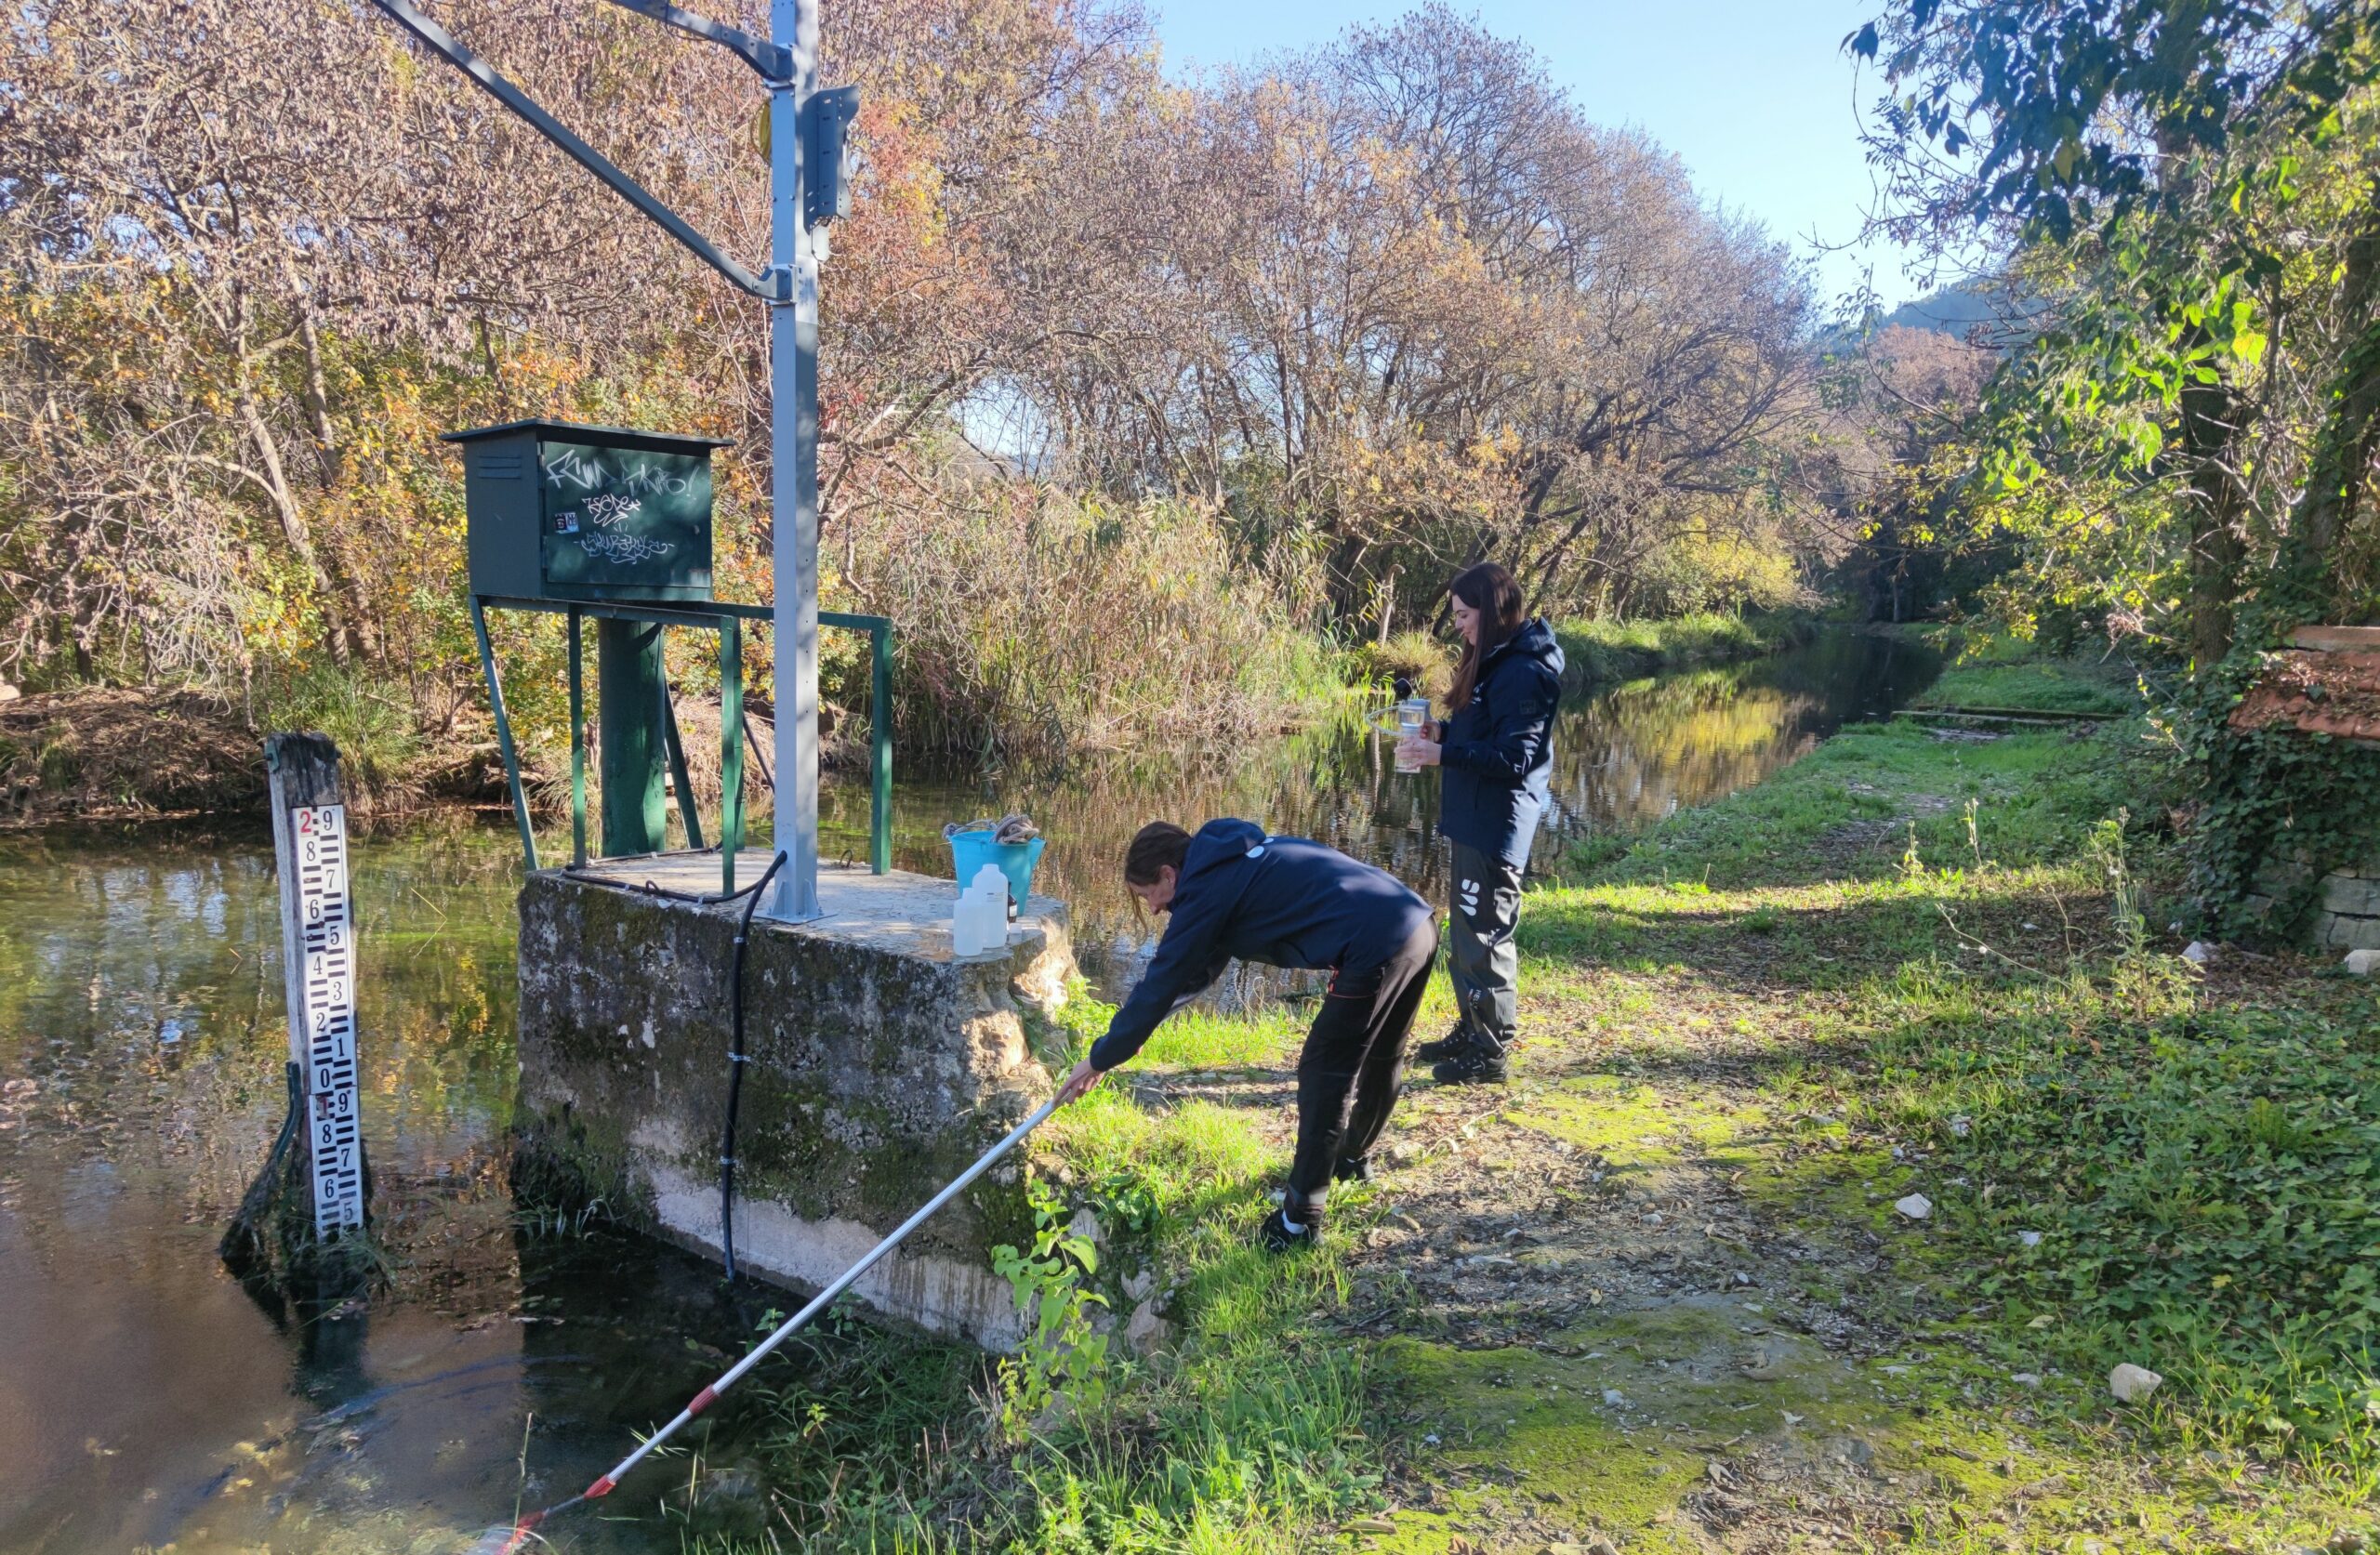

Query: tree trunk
[[2264, 185, 2380, 634]]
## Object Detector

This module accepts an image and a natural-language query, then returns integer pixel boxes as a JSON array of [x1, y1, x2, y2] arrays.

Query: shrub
[[839, 486, 1344, 766]]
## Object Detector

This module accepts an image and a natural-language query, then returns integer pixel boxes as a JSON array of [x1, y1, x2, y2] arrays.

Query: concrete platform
[[566, 850, 1053, 964], [513, 852, 1074, 1348]]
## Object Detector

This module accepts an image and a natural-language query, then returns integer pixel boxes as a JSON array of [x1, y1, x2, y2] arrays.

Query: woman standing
[[1396, 562, 1564, 1085], [1055, 819, 1437, 1252]]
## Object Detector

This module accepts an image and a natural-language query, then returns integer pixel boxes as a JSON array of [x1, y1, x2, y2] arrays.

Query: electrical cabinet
[[444, 419, 729, 602]]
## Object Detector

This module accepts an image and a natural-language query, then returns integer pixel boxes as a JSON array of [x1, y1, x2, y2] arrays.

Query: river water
[[0, 630, 1936, 1554]]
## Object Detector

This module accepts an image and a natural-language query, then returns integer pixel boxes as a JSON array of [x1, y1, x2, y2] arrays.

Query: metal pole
[[567, 607, 588, 868], [659, 680, 705, 850], [469, 596, 538, 871], [870, 623, 892, 875], [720, 617, 746, 895], [763, 0, 823, 921]]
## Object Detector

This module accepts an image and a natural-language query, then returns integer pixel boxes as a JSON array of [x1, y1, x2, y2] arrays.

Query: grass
[[694, 646, 2374, 1552], [1910, 632, 2143, 716], [1553, 611, 1813, 688]]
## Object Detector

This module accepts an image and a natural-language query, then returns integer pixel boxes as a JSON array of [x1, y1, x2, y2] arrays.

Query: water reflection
[[828, 629, 1941, 983]]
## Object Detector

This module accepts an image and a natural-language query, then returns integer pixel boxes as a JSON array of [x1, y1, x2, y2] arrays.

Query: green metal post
[[567, 607, 587, 867], [597, 618, 668, 856], [468, 596, 538, 871], [870, 622, 892, 875], [659, 680, 705, 850], [720, 617, 745, 895]]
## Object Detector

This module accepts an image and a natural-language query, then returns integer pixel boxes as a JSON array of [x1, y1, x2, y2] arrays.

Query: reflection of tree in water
[[1550, 669, 1820, 832]]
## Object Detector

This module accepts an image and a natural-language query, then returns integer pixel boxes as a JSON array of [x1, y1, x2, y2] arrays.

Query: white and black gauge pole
[[265, 733, 368, 1237]]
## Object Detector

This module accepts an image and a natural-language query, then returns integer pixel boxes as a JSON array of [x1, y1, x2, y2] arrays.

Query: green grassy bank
[[677, 648, 2372, 1553], [1555, 612, 1817, 689]]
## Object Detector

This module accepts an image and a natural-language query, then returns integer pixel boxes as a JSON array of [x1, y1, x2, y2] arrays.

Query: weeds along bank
[[654, 654, 2373, 1551]]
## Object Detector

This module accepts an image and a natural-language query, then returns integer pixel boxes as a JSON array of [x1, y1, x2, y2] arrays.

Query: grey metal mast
[[769, 0, 823, 922]]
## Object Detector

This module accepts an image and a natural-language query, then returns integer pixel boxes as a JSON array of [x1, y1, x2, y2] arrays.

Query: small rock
[[1949, 1115, 1973, 1138], [1642, 1211, 1663, 1226], [2018, 1230, 2043, 1247], [2346, 948, 2380, 977], [2010, 1372, 2043, 1387], [2182, 941, 2213, 965], [1340, 1515, 1395, 1534], [1740, 1349, 1786, 1381], [1895, 1193, 1933, 1220], [1386, 1141, 1419, 1166], [1122, 1268, 1156, 1301], [2109, 1363, 2163, 1403], [1124, 1298, 1173, 1354], [1067, 1207, 1103, 1245], [1602, 1388, 1626, 1406]]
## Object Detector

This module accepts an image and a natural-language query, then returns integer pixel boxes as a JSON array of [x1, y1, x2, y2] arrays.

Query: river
[[0, 629, 1937, 1554]]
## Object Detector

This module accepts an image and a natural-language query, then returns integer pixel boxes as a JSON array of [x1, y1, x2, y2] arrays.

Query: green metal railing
[[469, 596, 893, 893]]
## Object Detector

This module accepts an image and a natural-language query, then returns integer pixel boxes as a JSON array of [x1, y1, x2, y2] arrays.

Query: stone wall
[[513, 861, 1072, 1348], [2250, 852, 2380, 953], [2312, 866, 2380, 952]]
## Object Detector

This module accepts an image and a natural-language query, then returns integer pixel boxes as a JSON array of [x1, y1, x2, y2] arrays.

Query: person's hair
[[1445, 561, 1527, 709], [1123, 821, 1191, 887]]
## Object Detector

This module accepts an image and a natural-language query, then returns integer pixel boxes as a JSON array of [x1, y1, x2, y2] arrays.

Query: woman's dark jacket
[[1438, 617, 1564, 869], [1089, 819, 1434, 1072]]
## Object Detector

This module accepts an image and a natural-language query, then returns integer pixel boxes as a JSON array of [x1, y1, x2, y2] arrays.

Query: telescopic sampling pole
[[480, 1093, 1061, 1554]]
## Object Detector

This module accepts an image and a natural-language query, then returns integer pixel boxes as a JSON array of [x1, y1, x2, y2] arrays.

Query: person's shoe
[[1432, 1045, 1508, 1086], [1332, 1155, 1374, 1184], [1257, 1206, 1316, 1254], [1411, 1024, 1473, 1064]]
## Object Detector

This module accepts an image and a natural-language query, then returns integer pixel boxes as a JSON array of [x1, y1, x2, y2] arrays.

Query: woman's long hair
[[1445, 562, 1527, 710]]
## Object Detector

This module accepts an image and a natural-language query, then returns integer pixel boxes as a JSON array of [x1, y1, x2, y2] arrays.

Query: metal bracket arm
[[371, 0, 789, 301], [597, 0, 796, 83]]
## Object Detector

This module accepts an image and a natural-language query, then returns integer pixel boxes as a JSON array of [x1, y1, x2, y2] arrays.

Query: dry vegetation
[[1, 0, 1867, 779]]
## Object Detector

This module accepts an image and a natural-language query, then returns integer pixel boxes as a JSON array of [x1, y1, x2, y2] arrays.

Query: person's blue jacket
[[1438, 616, 1564, 869], [1089, 819, 1434, 1072]]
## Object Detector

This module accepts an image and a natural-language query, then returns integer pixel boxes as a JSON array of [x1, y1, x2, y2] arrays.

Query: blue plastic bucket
[[946, 831, 1046, 912]]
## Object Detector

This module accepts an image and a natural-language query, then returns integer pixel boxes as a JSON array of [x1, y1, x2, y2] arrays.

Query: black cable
[[721, 849, 788, 1281]]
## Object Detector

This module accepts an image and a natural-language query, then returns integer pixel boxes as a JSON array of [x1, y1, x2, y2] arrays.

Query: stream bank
[[699, 650, 2373, 1553]]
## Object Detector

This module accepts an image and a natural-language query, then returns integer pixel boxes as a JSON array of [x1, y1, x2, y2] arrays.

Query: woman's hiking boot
[[1431, 1043, 1508, 1086], [1257, 1206, 1316, 1254], [1411, 1023, 1474, 1064]]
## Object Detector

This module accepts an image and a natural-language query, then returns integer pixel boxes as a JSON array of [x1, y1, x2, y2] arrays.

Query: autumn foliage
[[1, 0, 1828, 764]]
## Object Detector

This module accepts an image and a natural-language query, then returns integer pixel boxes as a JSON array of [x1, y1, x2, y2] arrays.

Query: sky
[[1146, 0, 1928, 312]]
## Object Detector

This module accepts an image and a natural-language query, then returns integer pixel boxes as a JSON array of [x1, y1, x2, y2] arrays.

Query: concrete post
[[597, 618, 668, 855]]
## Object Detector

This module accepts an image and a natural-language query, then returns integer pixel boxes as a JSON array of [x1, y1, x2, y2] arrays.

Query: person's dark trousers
[[1448, 841, 1525, 1056], [1283, 920, 1438, 1225]]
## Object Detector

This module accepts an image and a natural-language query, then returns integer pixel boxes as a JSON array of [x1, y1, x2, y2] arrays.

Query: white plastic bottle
[[954, 863, 1008, 955]]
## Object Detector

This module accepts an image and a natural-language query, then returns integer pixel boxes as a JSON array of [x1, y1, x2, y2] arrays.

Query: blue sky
[[1146, 0, 1924, 311]]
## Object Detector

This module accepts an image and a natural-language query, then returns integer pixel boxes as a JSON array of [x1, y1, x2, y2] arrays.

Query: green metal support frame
[[470, 595, 892, 891]]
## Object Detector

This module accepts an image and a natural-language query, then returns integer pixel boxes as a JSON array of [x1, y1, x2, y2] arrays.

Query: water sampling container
[[945, 830, 1045, 918]]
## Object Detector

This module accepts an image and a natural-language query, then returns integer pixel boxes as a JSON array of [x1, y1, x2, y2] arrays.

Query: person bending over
[[1397, 560, 1564, 1085], [1055, 818, 1438, 1252]]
